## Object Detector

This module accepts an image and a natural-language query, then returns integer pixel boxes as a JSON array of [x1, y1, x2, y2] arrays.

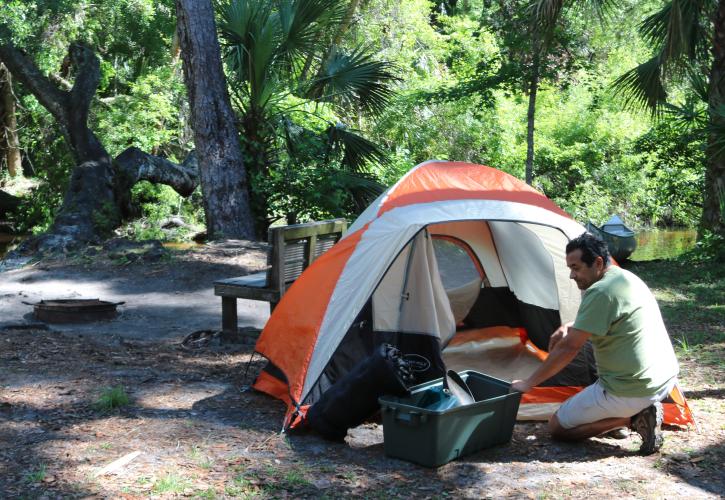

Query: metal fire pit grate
[[24, 299, 124, 323]]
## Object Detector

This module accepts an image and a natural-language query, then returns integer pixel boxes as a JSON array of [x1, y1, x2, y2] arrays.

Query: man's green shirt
[[573, 266, 679, 397]]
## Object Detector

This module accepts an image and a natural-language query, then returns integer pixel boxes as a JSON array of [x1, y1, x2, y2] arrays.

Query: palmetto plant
[[217, 0, 398, 229], [609, 0, 725, 237], [611, 1, 711, 113]]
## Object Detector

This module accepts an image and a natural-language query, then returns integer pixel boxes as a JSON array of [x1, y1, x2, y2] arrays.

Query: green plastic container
[[378, 370, 521, 467]]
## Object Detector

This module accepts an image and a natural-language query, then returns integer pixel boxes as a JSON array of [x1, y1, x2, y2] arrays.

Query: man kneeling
[[512, 233, 679, 455]]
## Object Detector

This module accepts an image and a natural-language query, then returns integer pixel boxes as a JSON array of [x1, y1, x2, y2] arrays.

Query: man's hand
[[549, 321, 574, 351], [511, 379, 532, 393], [511, 324, 590, 394]]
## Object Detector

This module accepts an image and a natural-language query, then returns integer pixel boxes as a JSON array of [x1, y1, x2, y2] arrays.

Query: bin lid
[[444, 370, 475, 406]]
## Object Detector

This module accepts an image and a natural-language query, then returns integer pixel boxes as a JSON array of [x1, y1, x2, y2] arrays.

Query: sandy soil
[[0, 240, 271, 341], [0, 242, 723, 498]]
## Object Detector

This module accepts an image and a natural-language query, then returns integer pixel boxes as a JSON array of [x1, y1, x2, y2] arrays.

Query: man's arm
[[511, 326, 591, 393], [548, 321, 574, 351]]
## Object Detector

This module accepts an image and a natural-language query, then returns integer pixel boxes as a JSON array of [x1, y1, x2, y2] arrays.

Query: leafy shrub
[[685, 230, 725, 263]]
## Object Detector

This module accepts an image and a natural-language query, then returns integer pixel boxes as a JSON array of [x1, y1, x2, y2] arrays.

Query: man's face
[[566, 249, 604, 290]]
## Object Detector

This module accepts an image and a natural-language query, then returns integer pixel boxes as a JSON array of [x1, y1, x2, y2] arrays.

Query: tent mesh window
[[432, 236, 485, 327], [432, 237, 483, 288]]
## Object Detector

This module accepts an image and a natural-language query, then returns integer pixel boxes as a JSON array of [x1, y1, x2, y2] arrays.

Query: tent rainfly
[[252, 160, 694, 429]]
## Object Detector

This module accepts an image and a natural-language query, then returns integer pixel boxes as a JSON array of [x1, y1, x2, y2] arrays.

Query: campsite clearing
[[0, 244, 723, 498]]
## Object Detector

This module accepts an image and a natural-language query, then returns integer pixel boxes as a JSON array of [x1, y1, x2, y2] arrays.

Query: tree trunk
[[300, 0, 361, 82], [0, 63, 22, 178], [705, 0, 725, 237], [525, 47, 540, 186], [241, 107, 274, 238], [0, 42, 202, 255], [176, 0, 256, 241]]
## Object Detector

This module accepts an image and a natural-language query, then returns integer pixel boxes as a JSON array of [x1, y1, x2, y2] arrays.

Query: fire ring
[[24, 299, 125, 323]]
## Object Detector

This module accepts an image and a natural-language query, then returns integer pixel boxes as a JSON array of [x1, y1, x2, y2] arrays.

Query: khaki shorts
[[556, 379, 675, 429]]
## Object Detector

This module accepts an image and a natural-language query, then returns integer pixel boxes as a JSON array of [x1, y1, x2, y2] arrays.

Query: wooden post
[[221, 296, 238, 333]]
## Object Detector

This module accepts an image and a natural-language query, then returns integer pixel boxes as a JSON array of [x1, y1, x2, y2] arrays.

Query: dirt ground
[[1, 242, 723, 498]]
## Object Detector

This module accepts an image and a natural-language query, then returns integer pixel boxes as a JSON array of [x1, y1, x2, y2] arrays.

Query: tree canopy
[[0, 0, 721, 252]]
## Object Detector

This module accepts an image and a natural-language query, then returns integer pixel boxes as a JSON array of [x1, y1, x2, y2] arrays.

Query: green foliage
[[611, 0, 712, 114], [687, 230, 725, 263], [373, 92, 503, 168], [23, 464, 47, 483], [1, 0, 711, 239], [218, 0, 397, 226], [633, 120, 704, 227], [118, 182, 204, 241], [93, 66, 188, 158], [255, 120, 383, 222], [92, 201, 120, 234], [1, 0, 176, 77], [93, 385, 130, 411], [366, 14, 506, 177], [10, 95, 75, 234], [9, 184, 61, 235], [2, 1, 188, 237], [152, 473, 192, 494]]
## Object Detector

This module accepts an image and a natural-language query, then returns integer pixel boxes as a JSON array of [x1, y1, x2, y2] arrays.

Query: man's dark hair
[[566, 232, 610, 267]]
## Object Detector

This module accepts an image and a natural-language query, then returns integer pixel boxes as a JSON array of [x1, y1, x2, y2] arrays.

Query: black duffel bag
[[306, 343, 415, 441]]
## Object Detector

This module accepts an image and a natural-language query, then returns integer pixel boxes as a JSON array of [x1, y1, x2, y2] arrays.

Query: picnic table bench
[[214, 219, 348, 333]]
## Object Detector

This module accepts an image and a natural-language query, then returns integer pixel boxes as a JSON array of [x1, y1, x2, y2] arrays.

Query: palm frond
[[530, 0, 618, 28], [276, 0, 346, 68], [639, 0, 707, 65], [307, 46, 399, 115], [218, 0, 282, 111], [529, 0, 563, 29], [324, 123, 389, 172], [611, 54, 667, 113], [218, 0, 272, 77], [662, 100, 707, 131], [687, 66, 709, 103], [330, 169, 385, 213]]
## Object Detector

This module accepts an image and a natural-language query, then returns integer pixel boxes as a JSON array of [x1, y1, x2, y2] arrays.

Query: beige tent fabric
[[518, 222, 581, 324], [516, 402, 562, 421], [489, 221, 559, 311], [443, 336, 542, 382], [442, 335, 562, 420], [445, 278, 483, 325], [398, 230, 456, 338], [373, 230, 456, 339], [372, 244, 410, 332]]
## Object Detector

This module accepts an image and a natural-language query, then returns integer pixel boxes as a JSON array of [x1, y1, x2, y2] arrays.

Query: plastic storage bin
[[378, 370, 521, 467]]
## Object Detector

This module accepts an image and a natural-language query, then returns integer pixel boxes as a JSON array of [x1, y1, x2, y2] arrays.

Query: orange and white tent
[[253, 160, 693, 429]]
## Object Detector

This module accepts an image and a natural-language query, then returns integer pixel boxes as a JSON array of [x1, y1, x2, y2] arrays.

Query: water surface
[[630, 229, 697, 261]]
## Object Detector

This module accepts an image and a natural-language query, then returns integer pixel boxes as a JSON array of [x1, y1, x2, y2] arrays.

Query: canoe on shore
[[586, 215, 637, 262]]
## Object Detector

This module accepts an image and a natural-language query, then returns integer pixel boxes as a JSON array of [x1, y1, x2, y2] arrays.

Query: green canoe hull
[[586, 221, 637, 262]]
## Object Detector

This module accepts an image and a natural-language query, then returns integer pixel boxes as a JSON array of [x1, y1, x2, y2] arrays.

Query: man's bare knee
[[548, 413, 568, 439]]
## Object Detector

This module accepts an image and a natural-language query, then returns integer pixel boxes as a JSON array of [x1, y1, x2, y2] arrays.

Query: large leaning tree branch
[[115, 147, 199, 198], [0, 41, 105, 164], [0, 38, 201, 254], [0, 44, 69, 124]]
